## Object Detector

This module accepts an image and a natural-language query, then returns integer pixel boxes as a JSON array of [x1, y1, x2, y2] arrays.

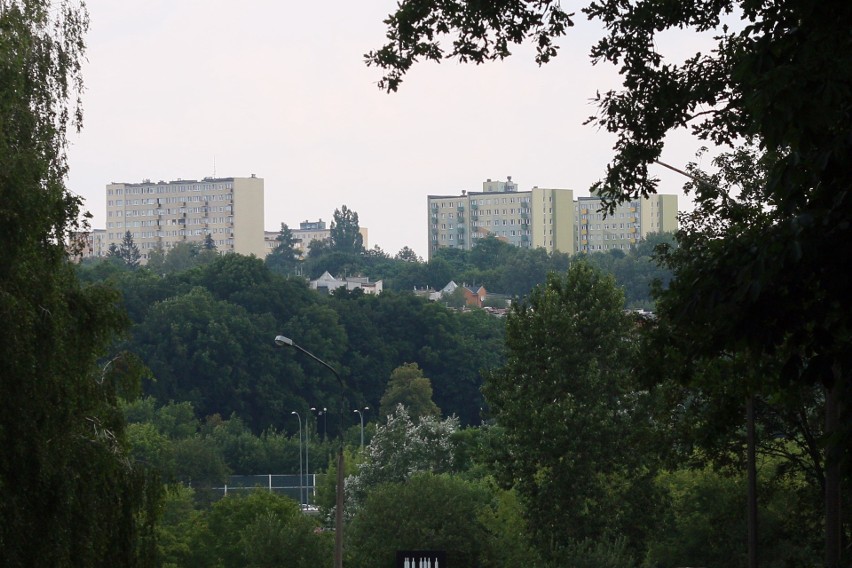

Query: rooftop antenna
[[213, 155, 216, 178]]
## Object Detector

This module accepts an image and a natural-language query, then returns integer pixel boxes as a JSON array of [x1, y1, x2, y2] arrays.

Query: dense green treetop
[[329, 205, 364, 254], [367, 0, 852, 461], [1, 1, 157, 565], [347, 473, 490, 568], [379, 363, 441, 420], [484, 260, 660, 559], [147, 241, 218, 275], [78, 253, 505, 431], [369, 4, 852, 562], [266, 222, 301, 276]]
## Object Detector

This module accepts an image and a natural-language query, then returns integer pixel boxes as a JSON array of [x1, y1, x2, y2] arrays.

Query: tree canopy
[[484, 261, 659, 559], [1, 2, 156, 565], [329, 205, 364, 255], [379, 363, 441, 420], [370, 2, 852, 563], [266, 222, 301, 276]]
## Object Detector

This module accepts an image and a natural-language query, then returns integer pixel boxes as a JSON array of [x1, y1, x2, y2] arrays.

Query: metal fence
[[212, 474, 316, 505]]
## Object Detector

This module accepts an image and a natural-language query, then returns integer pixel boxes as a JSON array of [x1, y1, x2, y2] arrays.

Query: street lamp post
[[306, 414, 311, 507], [291, 411, 304, 507], [275, 335, 347, 568], [353, 407, 369, 450]]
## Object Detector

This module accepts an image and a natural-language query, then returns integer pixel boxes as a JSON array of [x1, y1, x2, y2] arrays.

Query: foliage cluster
[[122, 398, 338, 486], [78, 253, 505, 429], [368, 0, 852, 563], [287, 225, 674, 308], [155, 486, 332, 568], [1, 2, 157, 565], [105, 255, 829, 566]]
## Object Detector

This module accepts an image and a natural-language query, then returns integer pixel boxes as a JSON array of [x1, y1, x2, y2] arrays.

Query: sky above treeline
[[67, 1, 728, 257]]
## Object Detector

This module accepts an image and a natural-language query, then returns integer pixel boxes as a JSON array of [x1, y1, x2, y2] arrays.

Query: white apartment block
[[575, 193, 678, 253], [428, 178, 677, 259], [427, 177, 575, 259], [105, 175, 265, 261]]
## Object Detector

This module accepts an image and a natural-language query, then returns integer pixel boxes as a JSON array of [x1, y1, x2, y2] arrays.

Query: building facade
[[428, 178, 677, 259], [427, 178, 575, 259], [575, 193, 678, 253], [105, 175, 265, 261], [68, 228, 107, 261]]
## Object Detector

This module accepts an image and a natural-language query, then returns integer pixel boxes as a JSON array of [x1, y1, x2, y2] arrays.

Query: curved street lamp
[[275, 335, 347, 568], [290, 411, 304, 507]]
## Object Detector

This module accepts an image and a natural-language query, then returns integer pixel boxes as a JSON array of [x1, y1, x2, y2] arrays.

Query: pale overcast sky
[[67, 1, 720, 258]]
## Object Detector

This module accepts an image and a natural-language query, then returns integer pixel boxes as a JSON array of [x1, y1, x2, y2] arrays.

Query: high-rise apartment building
[[575, 193, 678, 253], [105, 175, 265, 261], [428, 178, 678, 259], [427, 177, 575, 259]]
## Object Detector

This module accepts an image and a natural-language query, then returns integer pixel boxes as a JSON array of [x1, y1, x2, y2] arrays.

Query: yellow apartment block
[[427, 178, 677, 259], [575, 193, 678, 253], [427, 177, 576, 260], [105, 175, 265, 262]]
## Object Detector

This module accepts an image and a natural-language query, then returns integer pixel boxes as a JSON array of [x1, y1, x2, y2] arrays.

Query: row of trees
[[77, 253, 506, 429], [6, 0, 849, 565], [326, 262, 826, 566], [115, 258, 829, 566], [78, 227, 673, 437], [368, 0, 851, 565], [265, 208, 674, 306]]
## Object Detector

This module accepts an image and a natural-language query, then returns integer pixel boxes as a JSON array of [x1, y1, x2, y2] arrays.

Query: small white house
[[310, 271, 383, 295]]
